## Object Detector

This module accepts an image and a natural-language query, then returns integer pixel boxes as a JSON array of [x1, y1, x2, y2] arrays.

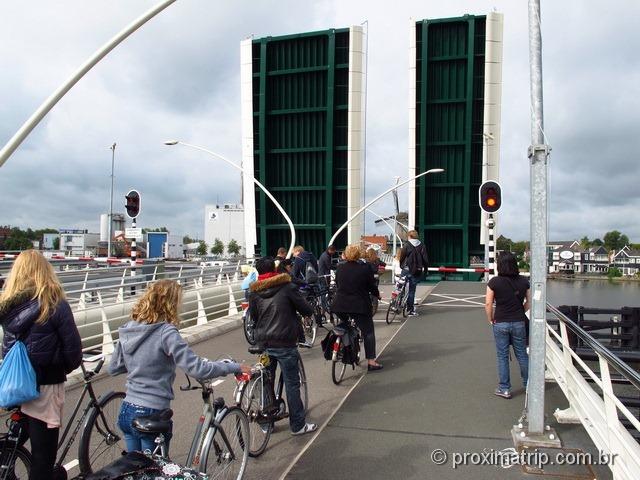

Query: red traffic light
[[479, 181, 501, 213], [125, 190, 141, 218]]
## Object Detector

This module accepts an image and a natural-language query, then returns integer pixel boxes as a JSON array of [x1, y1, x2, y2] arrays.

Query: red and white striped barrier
[[427, 267, 488, 273]]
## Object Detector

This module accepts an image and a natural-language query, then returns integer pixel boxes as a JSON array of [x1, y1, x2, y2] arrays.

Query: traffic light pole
[[486, 214, 495, 278], [131, 217, 137, 295]]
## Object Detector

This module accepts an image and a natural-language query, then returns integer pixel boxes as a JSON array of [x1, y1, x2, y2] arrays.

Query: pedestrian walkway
[[284, 281, 612, 479]]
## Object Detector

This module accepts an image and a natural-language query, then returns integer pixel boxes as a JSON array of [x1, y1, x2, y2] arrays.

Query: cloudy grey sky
[[1, 0, 638, 244]]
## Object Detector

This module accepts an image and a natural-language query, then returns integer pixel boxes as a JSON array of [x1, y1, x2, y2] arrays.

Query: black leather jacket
[[0, 291, 83, 385], [249, 274, 313, 348]]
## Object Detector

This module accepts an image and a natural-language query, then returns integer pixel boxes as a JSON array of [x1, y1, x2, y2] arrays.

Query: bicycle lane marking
[[278, 289, 430, 480]]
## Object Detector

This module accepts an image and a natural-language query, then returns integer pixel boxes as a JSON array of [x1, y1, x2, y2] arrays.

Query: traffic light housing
[[479, 181, 501, 213], [125, 190, 141, 218]]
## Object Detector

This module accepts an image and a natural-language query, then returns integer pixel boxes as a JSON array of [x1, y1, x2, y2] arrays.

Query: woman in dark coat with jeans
[[331, 244, 383, 371], [0, 250, 83, 480]]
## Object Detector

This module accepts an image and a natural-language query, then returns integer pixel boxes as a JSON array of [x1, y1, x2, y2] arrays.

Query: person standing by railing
[[485, 252, 530, 399], [0, 250, 83, 480]]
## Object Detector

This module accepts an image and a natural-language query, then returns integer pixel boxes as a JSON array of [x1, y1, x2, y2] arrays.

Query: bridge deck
[[284, 281, 612, 479]]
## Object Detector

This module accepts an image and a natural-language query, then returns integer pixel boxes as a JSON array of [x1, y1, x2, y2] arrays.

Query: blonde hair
[[0, 250, 65, 324], [365, 248, 379, 263], [132, 280, 182, 326], [343, 244, 362, 262], [293, 245, 304, 254], [395, 247, 403, 261]]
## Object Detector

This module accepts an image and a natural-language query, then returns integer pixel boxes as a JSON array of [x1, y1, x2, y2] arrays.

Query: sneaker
[[407, 310, 418, 317], [494, 388, 512, 399], [291, 423, 318, 436]]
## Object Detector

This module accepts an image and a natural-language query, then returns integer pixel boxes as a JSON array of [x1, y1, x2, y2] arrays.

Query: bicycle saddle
[[132, 408, 173, 434], [248, 345, 265, 355]]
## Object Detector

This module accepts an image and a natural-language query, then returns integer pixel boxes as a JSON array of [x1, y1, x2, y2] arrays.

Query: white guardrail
[[49, 262, 246, 357], [546, 304, 640, 480]]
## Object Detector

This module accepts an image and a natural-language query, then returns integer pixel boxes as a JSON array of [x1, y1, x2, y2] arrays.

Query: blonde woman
[[330, 244, 383, 371], [109, 279, 250, 453], [0, 250, 83, 480]]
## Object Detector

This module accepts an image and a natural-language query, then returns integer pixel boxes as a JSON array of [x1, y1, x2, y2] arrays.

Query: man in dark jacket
[[291, 245, 318, 284], [249, 257, 317, 436], [399, 230, 430, 316], [317, 245, 337, 277]]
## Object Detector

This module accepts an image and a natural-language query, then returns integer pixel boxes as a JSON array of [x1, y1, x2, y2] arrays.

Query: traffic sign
[[125, 227, 143, 240]]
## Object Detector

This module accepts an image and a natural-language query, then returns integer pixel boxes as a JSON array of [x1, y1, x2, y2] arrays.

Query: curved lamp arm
[[328, 168, 444, 247], [164, 141, 296, 259], [0, 0, 177, 168]]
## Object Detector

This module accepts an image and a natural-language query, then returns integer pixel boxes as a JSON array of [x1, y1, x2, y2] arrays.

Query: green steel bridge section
[[415, 15, 487, 280], [251, 29, 351, 256]]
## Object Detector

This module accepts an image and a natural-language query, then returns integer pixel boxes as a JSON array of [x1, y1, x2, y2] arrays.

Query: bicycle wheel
[[302, 315, 317, 347], [238, 376, 273, 457], [243, 310, 256, 345], [0, 441, 31, 480], [202, 406, 249, 480], [386, 298, 398, 324], [78, 390, 126, 475], [331, 338, 347, 385], [401, 286, 409, 318]]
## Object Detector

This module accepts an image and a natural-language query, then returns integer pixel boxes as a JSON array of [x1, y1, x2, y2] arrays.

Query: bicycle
[[131, 374, 250, 480], [240, 300, 256, 346], [386, 274, 409, 324], [330, 317, 362, 385], [0, 410, 30, 480], [0, 355, 125, 479], [234, 346, 308, 457]]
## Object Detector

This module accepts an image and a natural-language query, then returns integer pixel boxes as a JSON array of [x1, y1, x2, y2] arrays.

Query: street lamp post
[[366, 208, 403, 256], [164, 141, 297, 258], [328, 168, 444, 248], [108, 143, 116, 258]]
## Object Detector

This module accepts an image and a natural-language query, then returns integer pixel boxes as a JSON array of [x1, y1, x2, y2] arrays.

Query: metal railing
[[546, 303, 640, 480], [53, 261, 246, 358]]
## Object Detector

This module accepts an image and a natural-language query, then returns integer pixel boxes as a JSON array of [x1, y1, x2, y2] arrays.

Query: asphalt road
[[61, 283, 433, 479]]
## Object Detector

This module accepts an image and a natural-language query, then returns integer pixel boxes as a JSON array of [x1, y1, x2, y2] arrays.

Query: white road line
[[212, 379, 225, 387], [278, 291, 426, 480], [63, 459, 79, 471]]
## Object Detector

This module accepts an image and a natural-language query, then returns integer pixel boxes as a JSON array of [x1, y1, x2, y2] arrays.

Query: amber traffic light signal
[[479, 181, 501, 213], [125, 190, 141, 218]]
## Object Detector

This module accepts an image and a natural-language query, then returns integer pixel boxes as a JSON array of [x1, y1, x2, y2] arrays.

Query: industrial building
[[204, 204, 245, 256], [241, 26, 366, 257], [59, 229, 99, 257]]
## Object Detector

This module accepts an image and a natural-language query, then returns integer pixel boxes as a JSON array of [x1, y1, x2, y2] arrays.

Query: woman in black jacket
[[331, 244, 383, 371], [0, 250, 83, 479]]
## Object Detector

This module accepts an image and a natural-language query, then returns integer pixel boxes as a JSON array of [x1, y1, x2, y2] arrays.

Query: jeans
[[493, 321, 529, 391], [265, 347, 306, 432], [403, 270, 421, 312], [117, 401, 173, 454]]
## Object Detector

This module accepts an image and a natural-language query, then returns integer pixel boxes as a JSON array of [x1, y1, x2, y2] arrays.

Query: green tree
[[183, 235, 194, 244], [227, 239, 241, 256], [4, 228, 33, 251], [496, 235, 512, 252], [52, 237, 60, 250], [607, 266, 622, 279], [512, 241, 529, 259], [591, 238, 604, 247], [210, 238, 224, 256], [196, 241, 208, 256], [603, 231, 629, 252], [580, 236, 590, 249], [142, 227, 169, 234]]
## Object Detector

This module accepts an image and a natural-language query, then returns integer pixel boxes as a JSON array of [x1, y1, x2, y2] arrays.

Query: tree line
[[195, 238, 241, 256], [497, 230, 638, 255], [0, 227, 58, 251]]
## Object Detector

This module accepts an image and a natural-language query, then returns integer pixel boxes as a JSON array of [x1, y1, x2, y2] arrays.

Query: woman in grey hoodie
[[109, 280, 250, 453]]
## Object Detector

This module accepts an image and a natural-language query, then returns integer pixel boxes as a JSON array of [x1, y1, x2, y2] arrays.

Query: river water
[[547, 278, 640, 309]]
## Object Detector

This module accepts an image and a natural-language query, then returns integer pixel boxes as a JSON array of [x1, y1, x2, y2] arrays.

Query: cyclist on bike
[[0, 250, 83, 480], [399, 230, 430, 316], [108, 280, 250, 454], [331, 244, 383, 371], [249, 257, 318, 435]]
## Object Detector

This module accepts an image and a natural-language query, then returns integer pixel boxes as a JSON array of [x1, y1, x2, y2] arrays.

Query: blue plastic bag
[[0, 341, 39, 408]]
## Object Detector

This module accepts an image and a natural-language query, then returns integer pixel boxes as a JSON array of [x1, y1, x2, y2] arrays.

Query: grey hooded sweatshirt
[[108, 321, 240, 410]]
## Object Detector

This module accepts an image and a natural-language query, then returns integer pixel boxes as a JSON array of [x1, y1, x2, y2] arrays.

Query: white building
[[42, 233, 59, 250], [204, 204, 245, 256], [59, 229, 99, 257]]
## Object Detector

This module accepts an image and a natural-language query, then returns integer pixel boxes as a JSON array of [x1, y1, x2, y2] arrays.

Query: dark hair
[[497, 252, 519, 277], [327, 245, 336, 252], [277, 258, 293, 273], [276, 247, 286, 257], [255, 256, 276, 275]]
